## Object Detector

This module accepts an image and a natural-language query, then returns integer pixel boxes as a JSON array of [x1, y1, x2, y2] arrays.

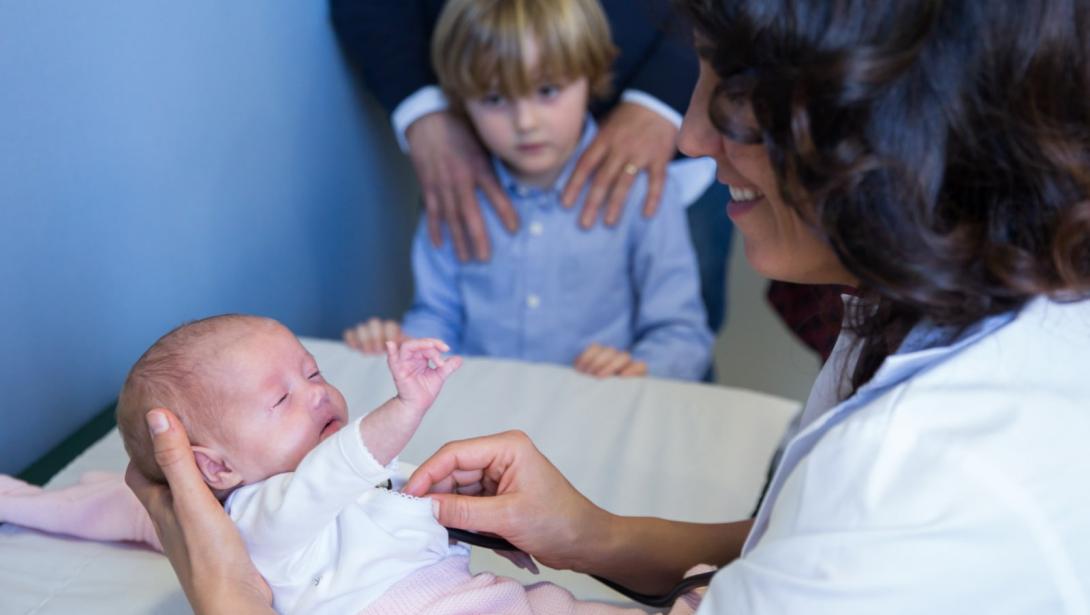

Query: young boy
[[345, 0, 714, 382], [1, 315, 698, 613]]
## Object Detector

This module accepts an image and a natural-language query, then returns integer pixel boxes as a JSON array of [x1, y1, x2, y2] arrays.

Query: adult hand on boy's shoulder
[[406, 111, 519, 262], [386, 339, 463, 413], [344, 318, 406, 354], [561, 102, 678, 229], [573, 343, 649, 378]]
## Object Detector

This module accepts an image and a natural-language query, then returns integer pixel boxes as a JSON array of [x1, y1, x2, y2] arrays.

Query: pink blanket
[[360, 554, 706, 615]]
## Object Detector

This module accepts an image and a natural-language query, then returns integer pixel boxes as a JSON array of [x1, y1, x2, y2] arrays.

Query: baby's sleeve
[[226, 417, 393, 558]]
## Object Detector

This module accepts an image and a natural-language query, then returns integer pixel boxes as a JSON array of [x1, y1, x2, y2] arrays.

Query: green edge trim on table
[[17, 402, 118, 486]]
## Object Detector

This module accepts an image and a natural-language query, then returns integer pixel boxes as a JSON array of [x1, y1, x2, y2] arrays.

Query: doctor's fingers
[[411, 467, 483, 495], [403, 430, 538, 498]]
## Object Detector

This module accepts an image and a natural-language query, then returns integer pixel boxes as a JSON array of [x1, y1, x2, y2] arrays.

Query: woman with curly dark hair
[[130, 1, 1090, 612]]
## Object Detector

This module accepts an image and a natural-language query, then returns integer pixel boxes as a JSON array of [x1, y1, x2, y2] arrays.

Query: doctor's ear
[[192, 446, 244, 492]]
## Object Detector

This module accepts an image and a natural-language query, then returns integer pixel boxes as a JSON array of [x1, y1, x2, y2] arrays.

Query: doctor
[[128, 0, 1090, 612]]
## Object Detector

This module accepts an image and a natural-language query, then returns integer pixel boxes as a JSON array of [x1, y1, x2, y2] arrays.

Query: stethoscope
[[446, 527, 716, 608]]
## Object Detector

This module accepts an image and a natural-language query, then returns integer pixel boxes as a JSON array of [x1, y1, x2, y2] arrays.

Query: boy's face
[[210, 322, 349, 484], [464, 40, 589, 188]]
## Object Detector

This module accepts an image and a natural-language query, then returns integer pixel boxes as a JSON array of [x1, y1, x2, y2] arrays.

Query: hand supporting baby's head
[[117, 314, 349, 498]]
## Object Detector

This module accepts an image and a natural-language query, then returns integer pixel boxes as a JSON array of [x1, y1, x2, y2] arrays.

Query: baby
[[120, 314, 464, 614]]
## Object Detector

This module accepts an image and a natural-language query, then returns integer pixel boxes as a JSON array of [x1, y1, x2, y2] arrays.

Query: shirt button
[[529, 221, 544, 236], [526, 294, 541, 309]]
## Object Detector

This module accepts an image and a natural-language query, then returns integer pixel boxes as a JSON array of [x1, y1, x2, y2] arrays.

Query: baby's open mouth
[[319, 417, 341, 440]]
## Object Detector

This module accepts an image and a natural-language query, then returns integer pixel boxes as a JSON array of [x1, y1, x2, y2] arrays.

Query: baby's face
[[211, 322, 349, 484]]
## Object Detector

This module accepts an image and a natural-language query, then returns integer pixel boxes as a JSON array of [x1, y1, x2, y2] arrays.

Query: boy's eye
[[273, 393, 288, 408], [480, 93, 505, 107], [538, 84, 560, 99]]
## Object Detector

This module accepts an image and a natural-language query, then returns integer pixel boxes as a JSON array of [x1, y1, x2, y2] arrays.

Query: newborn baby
[[114, 314, 462, 614]]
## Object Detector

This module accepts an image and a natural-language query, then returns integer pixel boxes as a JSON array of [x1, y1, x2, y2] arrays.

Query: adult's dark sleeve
[[328, 0, 441, 115], [602, 0, 698, 116]]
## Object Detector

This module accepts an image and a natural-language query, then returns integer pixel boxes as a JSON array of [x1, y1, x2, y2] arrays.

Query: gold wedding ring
[[623, 163, 640, 176]]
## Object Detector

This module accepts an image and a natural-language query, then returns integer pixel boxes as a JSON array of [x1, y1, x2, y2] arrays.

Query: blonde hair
[[116, 314, 266, 483], [432, 0, 617, 110]]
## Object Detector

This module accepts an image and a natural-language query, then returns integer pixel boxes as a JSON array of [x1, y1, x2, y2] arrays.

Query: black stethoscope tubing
[[446, 527, 716, 609]]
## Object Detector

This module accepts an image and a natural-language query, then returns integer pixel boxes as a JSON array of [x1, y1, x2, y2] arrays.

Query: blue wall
[[0, 2, 420, 474]]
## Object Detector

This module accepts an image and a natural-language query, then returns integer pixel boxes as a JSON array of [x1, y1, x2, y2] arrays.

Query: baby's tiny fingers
[[422, 347, 446, 368], [438, 355, 463, 378], [400, 338, 449, 354]]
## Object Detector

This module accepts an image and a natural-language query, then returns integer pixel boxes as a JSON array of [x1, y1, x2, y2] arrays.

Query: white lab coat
[[700, 295, 1090, 614]]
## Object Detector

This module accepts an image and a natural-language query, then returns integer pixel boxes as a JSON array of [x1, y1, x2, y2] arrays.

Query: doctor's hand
[[561, 102, 678, 228], [402, 430, 611, 573], [406, 111, 519, 262], [125, 409, 273, 615], [573, 343, 649, 378]]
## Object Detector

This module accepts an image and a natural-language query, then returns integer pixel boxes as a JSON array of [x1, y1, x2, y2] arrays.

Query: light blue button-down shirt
[[402, 119, 713, 380], [699, 295, 1090, 613]]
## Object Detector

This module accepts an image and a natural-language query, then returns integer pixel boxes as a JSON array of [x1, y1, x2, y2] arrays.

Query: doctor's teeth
[[729, 185, 764, 202]]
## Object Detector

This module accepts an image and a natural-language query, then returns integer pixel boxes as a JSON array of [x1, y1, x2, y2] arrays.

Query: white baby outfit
[[225, 417, 460, 615]]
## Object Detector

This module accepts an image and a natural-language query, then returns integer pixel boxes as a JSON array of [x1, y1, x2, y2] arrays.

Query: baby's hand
[[573, 343, 648, 378], [344, 318, 406, 354], [386, 339, 463, 413]]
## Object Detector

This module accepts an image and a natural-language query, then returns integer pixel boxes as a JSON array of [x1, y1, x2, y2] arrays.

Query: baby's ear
[[192, 445, 243, 492]]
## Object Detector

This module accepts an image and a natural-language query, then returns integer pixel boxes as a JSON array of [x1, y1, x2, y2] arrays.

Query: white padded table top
[[0, 338, 798, 613]]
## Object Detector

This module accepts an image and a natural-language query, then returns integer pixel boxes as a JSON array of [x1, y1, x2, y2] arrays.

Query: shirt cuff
[[391, 85, 450, 153], [621, 89, 683, 130], [336, 416, 397, 485]]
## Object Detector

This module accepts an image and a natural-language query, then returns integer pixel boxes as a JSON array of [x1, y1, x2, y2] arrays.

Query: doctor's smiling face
[[678, 52, 854, 287]]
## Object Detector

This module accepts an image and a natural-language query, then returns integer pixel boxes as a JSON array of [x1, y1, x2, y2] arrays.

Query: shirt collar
[[492, 116, 597, 199], [863, 303, 1020, 392], [742, 298, 1025, 554]]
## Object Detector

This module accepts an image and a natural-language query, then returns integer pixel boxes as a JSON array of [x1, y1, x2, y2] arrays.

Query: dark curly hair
[[677, 0, 1090, 393]]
